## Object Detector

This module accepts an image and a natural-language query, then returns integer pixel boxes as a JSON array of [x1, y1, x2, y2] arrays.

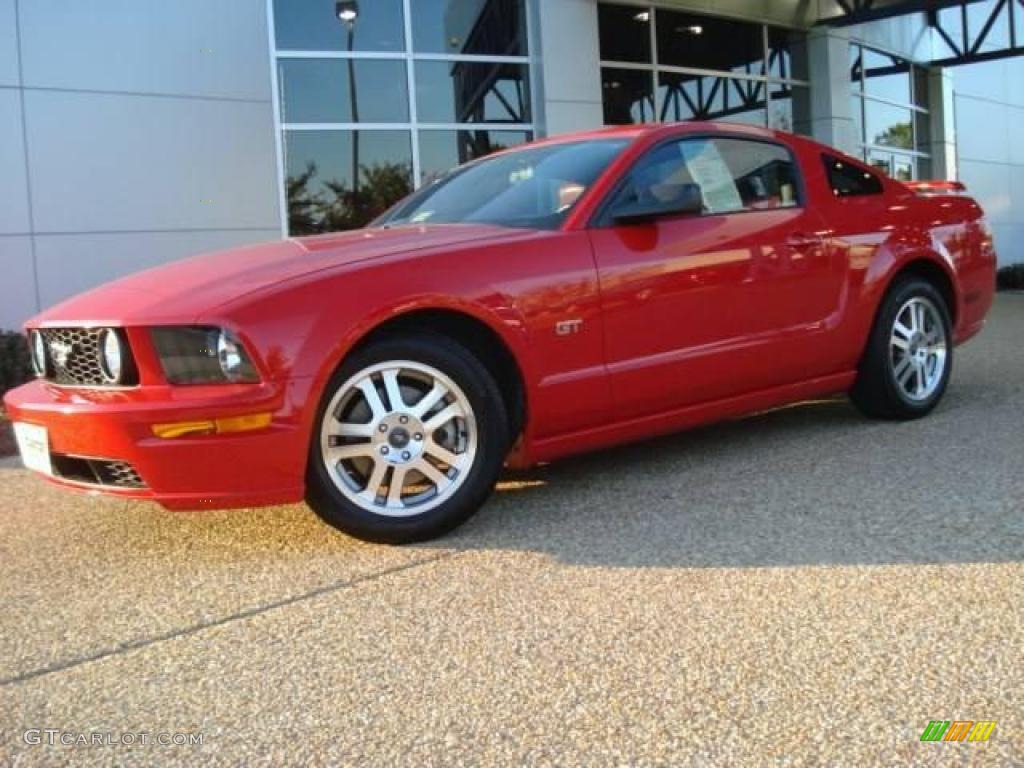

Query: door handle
[[786, 232, 824, 248]]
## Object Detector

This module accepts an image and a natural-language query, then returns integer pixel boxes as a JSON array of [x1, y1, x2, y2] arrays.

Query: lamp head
[[336, 1, 358, 24]]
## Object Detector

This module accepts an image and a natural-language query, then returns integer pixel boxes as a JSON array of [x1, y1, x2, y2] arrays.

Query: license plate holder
[[13, 422, 52, 476]]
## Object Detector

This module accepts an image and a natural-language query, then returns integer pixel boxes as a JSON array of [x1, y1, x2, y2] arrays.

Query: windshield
[[378, 139, 629, 230]]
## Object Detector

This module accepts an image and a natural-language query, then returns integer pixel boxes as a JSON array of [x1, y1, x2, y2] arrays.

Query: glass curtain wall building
[[271, 0, 535, 235]]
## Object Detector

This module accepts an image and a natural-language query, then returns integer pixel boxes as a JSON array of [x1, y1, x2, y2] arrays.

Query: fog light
[[29, 330, 46, 377], [98, 328, 123, 384]]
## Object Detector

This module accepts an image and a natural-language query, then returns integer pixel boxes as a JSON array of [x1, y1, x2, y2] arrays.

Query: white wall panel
[[24, 90, 280, 233], [0, 89, 30, 234], [19, 0, 270, 101], [0, 0, 18, 87]]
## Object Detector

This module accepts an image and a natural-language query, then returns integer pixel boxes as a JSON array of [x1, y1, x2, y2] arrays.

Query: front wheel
[[850, 277, 953, 420], [306, 333, 510, 543]]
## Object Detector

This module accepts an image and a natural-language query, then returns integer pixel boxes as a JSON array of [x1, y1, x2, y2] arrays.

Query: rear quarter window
[[823, 154, 884, 197]]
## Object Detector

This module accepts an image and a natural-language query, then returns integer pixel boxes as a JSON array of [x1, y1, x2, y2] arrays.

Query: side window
[[823, 154, 884, 197], [610, 137, 800, 218]]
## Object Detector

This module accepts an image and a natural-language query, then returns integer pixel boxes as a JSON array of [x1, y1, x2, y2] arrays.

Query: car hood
[[29, 224, 513, 326]]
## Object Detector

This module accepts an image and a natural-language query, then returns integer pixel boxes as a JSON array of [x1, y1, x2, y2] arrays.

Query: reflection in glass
[[602, 68, 655, 124], [766, 27, 800, 80], [382, 140, 628, 230], [865, 101, 913, 148], [862, 48, 911, 103], [769, 85, 795, 132], [967, 0, 1010, 51], [418, 130, 531, 184], [273, 0, 404, 52], [658, 73, 767, 127], [850, 44, 863, 86], [598, 3, 652, 63], [416, 61, 531, 124], [278, 59, 409, 124], [893, 155, 913, 182], [284, 130, 413, 234], [656, 11, 764, 75], [411, 0, 527, 55], [868, 150, 892, 177]]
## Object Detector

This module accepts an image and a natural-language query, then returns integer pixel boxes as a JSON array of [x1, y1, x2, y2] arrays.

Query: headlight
[[98, 328, 123, 384], [29, 330, 46, 377], [150, 327, 259, 385]]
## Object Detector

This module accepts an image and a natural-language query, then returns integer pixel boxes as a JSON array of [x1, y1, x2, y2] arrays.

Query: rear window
[[823, 154, 884, 197]]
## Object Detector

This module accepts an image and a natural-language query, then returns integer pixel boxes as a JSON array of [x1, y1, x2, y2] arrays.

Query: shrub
[[0, 331, 33, 396], [997, 264, 1024, 291]]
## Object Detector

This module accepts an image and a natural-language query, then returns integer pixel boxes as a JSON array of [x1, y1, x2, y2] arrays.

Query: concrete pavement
[[1, 295, 1022, 766]]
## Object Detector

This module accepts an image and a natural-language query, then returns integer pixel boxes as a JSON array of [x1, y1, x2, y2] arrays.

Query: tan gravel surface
[[1, 295, 1022, 766]]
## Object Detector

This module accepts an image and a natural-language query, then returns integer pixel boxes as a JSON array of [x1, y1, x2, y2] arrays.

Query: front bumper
[[3, 379, 307, 510]]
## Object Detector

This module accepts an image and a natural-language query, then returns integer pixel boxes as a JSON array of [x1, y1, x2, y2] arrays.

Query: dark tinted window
[[411, 0, 527, 55], [380, 139, 628, 230], [598, 4, 652, 63], [823, 155, 884, 197], [602, 68, 655, 124], [278, 60, 409, 124], [611, 137, 800, 216], [656, 11, 763, 74], [415, 61, 531, 123]]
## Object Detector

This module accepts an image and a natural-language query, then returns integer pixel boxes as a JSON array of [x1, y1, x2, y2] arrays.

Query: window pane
[[862, 48, 911, 104], [851, 95, 864, 143], [892, 155, 914, 181], [657, 11, 764, 76], [284, 130, 413, 234], [768, 84, 796, 132], [598, 3, 652, 63], [850, 44, 863, 88], [602, 67, 655, 124], [967, 0, 1011, 51], [416, 61, 531, 124], [418, 129, 532, 184], [766, 27, 805, 80], [864, 100, 913, 148], [273, 0, 405, 52], [658, 73, 766, 127], [278, 59, 408, 124], [868, 149, 893, 177], [823, 155, 884, 197], [411, 0, 527, 55], [613, 137, 798, 215]]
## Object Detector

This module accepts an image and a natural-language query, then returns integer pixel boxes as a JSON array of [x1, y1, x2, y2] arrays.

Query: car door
[[588, 134, 843, 421]]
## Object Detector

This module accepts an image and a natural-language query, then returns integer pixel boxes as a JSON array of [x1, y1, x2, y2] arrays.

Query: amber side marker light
[[152, 412, 272, 439]]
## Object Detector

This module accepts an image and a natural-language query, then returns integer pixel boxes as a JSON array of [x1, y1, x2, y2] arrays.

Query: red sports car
[[4, 123, 996, 543]]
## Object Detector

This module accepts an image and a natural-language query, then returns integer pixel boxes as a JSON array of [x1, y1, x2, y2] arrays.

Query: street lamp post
[[336, 2, 360, 203]]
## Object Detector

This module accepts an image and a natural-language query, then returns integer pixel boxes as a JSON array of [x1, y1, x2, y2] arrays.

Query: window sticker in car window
[[680, 141, 743, 213]]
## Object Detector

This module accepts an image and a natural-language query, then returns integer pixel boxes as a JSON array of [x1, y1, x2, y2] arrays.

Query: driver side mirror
[[611, 182, 703, 225]]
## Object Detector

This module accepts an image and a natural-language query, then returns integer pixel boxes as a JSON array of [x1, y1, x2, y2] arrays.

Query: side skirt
[[514, 371, 857, 467]]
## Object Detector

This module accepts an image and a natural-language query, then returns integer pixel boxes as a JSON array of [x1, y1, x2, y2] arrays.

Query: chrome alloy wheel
[[890, 296, 948, 402], [319, 361, 478, 517]]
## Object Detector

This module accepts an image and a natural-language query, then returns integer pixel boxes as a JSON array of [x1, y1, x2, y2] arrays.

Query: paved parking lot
[[1, 295, 1022, 767]]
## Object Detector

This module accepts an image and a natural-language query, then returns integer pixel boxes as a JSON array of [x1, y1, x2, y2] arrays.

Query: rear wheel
[[850, 277, 952, 420], [306, 334, 509, 543]]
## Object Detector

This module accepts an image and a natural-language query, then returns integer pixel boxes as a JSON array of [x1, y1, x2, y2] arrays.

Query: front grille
[[51, 455, 147, 489], [39, 328, 137, 387]]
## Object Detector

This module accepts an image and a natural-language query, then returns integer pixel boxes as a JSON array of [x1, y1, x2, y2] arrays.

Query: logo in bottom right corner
[[920, 720, 997, 742]]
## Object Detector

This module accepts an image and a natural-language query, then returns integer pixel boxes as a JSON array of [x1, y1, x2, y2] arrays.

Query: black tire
[[306, 332, 510, 544], [850, 277, 953, 420]]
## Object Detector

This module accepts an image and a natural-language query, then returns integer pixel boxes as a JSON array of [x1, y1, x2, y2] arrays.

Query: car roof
[[526, 121, 788, 148]]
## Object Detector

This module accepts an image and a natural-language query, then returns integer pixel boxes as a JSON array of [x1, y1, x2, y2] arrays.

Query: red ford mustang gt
[[4, 123, 996, 543]]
